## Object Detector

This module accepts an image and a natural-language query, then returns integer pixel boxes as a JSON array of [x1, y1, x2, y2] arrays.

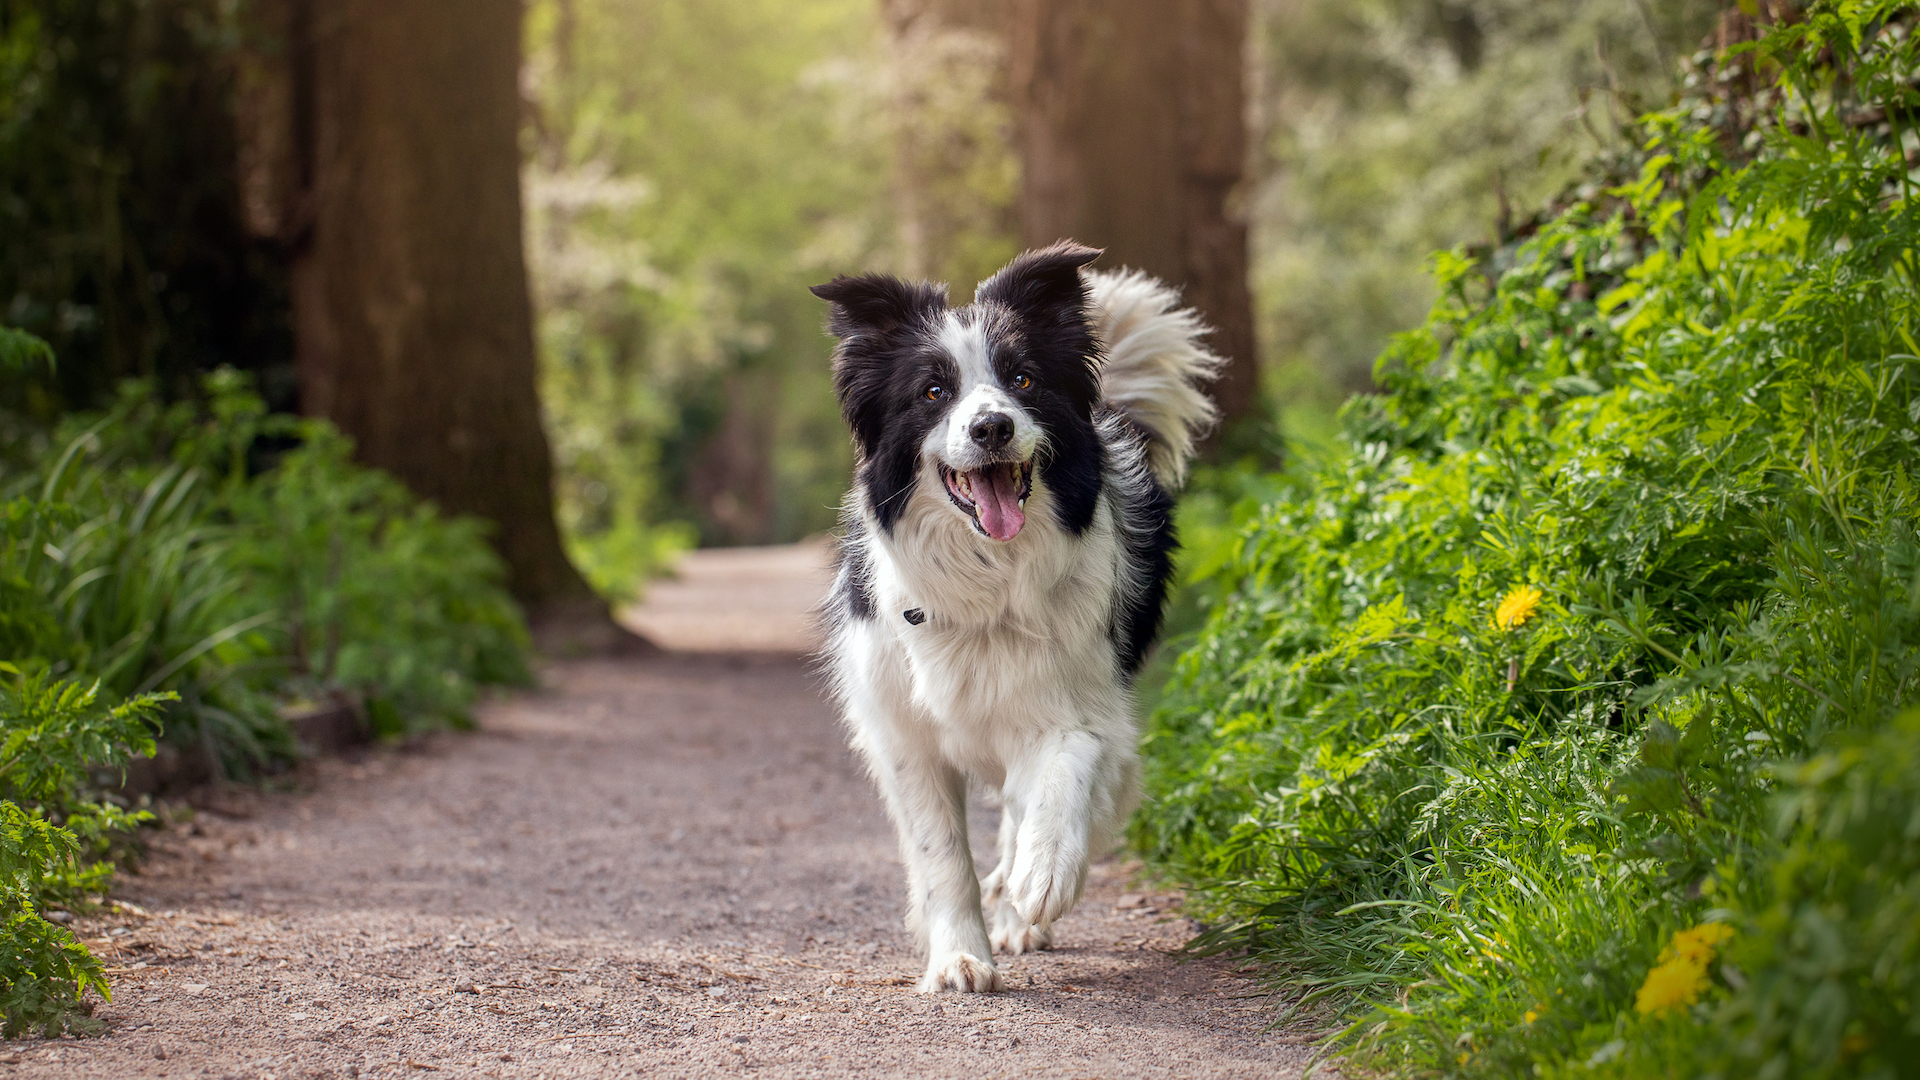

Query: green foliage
[[7, 383, 288, 765], [886, 11, 1021, 293], [229, 426, 531, 731], [563, 516, 696, 605], [0, 331, 51, 377], [0, 668, 169, 1037], [524, 0, 890, 553], [1253, 0, 1724, 409], [0, 0, 291, 412], [0, 668, 160, 807], [1717, 711, 1920, 1078], [1139, 6, 1920, 1076], [0, 667, 162, 906], [0, 811, 108, 1038], [0, 360, 530, 763], [0, 344, 534, 1036]]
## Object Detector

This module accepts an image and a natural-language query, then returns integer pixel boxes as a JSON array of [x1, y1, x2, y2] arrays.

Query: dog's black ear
[[972, 240, 1101, 325], [975, 241, 1103, 420], [810, 274, 947, 342], [812, 273, 947, 461]]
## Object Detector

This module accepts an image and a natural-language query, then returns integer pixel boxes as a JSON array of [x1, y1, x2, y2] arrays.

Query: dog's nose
[[968, 412, 1014, 451]]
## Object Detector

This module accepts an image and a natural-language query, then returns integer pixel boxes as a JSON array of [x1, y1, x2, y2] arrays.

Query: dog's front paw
[[918, 951, 1002, 993], [989, 903, 1053, 955], [1006, 836, 1086, 927]]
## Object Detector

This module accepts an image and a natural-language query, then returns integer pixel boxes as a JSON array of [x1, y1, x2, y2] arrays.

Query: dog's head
[[812, 241, 1106, 541]]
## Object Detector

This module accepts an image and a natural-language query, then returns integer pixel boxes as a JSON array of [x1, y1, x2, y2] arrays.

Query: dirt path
[[17, 547, 1324, 1079]]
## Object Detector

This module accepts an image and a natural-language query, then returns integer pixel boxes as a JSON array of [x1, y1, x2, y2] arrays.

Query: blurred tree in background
[[1251, 0, 1725, 418], [2, 0, 611, 641], [4, 0, 1747, 594], [882, 0, 1021, 293], [882, 0, 1263, 444], [0, 0, 293, 414], [523, 0, 892, 574], [1011, 0, 1262, 439], [235, 0, 603, 631], [825, 0, 1729, 462]]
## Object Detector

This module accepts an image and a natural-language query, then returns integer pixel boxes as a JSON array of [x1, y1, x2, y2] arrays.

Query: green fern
[[0, 668, 169, 1037]]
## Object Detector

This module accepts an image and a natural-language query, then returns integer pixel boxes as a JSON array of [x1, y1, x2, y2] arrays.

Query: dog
[[811, 240, 1222, 992]]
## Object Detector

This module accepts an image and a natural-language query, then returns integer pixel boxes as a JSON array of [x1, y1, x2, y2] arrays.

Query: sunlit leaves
[[1139, 7, 1920, 1077]]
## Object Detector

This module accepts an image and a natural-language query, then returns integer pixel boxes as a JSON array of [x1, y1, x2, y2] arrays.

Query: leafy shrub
[[229, 424, 530, 734], [1714, 711, 1920, 1078], [13, 383, 288, 766], [0, 354, 534, 1033], [1, 368, 531, 765], [0, 668, 167, 1036], [1138, 5, 1920, 1075], [562, 515, 696, 606]]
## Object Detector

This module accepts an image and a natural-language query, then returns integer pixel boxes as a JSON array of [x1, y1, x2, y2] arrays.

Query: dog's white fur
[[820, 267, 1221, 992]]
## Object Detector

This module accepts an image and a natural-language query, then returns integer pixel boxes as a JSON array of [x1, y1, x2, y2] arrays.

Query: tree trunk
[[243, 0, 628, 645], [1008, 0, 1260, 438], [882, 0, 1021, 293]]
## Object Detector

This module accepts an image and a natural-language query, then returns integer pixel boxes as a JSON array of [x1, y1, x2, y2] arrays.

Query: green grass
[[1137, 6, 1920, 1076]]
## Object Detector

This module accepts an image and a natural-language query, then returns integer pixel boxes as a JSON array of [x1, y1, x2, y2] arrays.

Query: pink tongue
[[972, 467, 1025, 541]]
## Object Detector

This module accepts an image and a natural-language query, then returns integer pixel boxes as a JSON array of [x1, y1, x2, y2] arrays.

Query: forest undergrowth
[[1139, 6, 1920, 1077], [0, 344, 530, 1035]]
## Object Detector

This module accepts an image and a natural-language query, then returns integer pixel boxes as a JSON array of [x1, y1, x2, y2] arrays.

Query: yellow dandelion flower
[[1635, 923, 1733, 1015], [1524, 1009, 1538, 1025], [1634, 955, 1709, 1015], [1666, 922, 1735, 966], [1494, 585, 1543, 631]]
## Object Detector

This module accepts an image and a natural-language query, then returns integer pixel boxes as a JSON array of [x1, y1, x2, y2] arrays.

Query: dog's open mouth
[[940, 460, 1034, 541]]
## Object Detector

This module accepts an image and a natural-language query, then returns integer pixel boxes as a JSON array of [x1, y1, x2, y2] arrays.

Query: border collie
[[811, 241, 1222, 992]]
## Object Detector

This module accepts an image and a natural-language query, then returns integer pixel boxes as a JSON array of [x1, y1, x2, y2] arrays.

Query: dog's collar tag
[[902, 608, 926, 626]]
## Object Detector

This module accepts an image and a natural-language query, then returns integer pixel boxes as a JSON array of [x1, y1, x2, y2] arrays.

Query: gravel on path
[[11, 548, 1328, 1079]]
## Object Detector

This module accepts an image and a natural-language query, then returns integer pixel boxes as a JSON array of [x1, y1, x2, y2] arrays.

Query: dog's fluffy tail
[[1085, 269, 1225, 489]]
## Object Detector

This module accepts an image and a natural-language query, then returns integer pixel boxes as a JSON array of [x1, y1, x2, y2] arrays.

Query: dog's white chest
[[867, 508, 1122, 760], [899, 609, 1099, 722]]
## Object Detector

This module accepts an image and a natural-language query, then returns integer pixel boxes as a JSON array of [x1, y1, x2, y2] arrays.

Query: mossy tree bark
[[1008, 0, 1261, 440]]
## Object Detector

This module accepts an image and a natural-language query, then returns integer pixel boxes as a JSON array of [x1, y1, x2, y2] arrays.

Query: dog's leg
[[868, 742, 1000, 993], [1003, 728, 1104, 927], [984, 798, 1052, 954], [979, 800, 1017, 908]]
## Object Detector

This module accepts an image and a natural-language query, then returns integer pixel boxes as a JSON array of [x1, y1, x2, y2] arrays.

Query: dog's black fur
[[811, 243, 1175, 677]]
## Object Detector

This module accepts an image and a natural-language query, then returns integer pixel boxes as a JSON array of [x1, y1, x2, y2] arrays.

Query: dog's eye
[[1013, 373, 1032, 390], [925, 385, 944, 401]]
